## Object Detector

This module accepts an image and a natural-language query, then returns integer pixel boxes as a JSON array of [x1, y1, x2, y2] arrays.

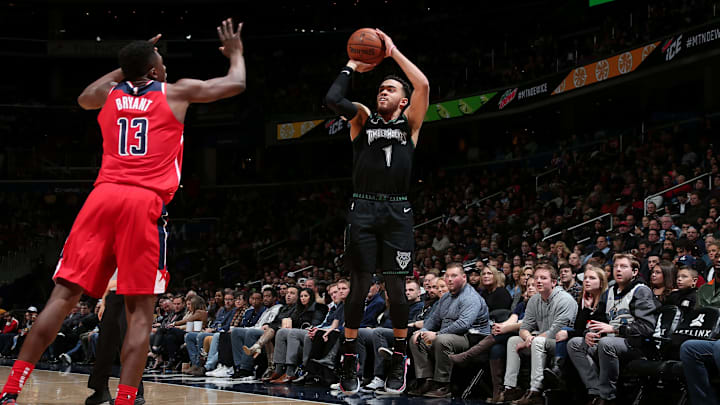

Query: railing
[[542, 213, 613, 245], [218, 260, 240, 280], [411, 190, 506, 231], [536, 167, 559, 193], [256, 239, 289, 259], [237, 279, 263, 288], [182, 272, 203, 289], [643, 172, 712, 216], [414, 215, 445, 230], [466, 191, 503, 209]]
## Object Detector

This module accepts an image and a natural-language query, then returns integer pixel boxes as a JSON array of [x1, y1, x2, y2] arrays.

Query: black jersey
[[352, 112, 414, 194]]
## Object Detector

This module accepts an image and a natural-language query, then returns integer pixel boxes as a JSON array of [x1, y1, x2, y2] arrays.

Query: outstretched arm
[[169, 18, 246, 104], [375, 29, 429, 135], [77, 34, 162, 110]]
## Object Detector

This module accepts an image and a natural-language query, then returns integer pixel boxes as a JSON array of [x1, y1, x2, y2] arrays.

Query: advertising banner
[[659, 23, 720, 63], [424, 92, 497, 122], [551, 42, 660, 95], [276, 117, 349, 141]]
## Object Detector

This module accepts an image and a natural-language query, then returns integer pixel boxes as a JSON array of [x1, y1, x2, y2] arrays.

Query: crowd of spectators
[[1, 1, 720, 401]]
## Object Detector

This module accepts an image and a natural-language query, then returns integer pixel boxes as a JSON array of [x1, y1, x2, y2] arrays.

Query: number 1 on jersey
[[118, 117, 148, 156], [382, 145, 393, 168]]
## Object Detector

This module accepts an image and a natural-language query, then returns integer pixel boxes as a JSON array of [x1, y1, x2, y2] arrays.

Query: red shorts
[[53, 183, 170, 298]]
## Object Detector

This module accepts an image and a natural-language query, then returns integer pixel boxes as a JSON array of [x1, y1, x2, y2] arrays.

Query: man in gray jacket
[[408, 263, 490, 398], [498, 263, 578, 405], [567, 254, 659, 405]]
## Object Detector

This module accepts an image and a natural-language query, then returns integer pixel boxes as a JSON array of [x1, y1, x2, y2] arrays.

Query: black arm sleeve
[[325, 67, 359, 119]]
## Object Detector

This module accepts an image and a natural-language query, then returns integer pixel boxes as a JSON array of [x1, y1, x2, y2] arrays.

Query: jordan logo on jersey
[[366, 128, 407, 145], [396, 251, 411, 269]]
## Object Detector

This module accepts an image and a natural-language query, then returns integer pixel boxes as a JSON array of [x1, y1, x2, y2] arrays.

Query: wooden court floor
[[0, 367, 332, 405]]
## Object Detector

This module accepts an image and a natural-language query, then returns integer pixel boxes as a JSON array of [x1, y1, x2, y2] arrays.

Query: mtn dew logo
[[498, 88, 518, 110]]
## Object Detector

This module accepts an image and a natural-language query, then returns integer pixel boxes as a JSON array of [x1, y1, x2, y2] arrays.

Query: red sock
[[2, 360, 34, 395], [114, 384, 137, 405]]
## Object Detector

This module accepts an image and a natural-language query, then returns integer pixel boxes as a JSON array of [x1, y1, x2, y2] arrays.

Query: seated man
[[568, 254, 659, 405], [203, 291, 250, 377], [362, 278, 424, 392], [229, 288, 278, 377], [305, 280, 349, 383], [245, 287, 300, 380], [497, 263, 578, 405], [680, 265, 720, 405], [185, 291, 236, 376], [408, 263, 490, 398], [284, 282, 340, 382]]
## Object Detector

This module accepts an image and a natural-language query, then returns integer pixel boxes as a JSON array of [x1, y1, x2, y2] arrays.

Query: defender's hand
[[148, 34, 162, 45], [217, 18, 244, 58]]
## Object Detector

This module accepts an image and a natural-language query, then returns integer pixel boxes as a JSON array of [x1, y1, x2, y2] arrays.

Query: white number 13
[[382, 145, 393, 167]]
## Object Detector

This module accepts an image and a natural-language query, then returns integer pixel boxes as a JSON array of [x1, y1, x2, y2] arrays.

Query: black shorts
[[344, 197, 414, 276]]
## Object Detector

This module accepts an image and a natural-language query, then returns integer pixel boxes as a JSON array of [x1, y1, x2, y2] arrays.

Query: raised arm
[[324, 60, 374, 141], [77, 34, 162, 110], [168, 18, 246, 104], [375, 29, 429, 139]]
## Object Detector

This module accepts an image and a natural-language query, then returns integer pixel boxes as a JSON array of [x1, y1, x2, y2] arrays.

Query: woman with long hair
[[269, 288, 328, 383], [167, 296, 208, 373], [510, 265, 535, 311], [480, 266, 512, 311], [543, 265, 608, 387], [551, 241, 571, 264], [506, 266, 524, 298], [650, 260, 675, 303]]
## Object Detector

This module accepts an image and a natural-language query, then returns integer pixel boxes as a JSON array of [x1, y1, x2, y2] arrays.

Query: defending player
[[0, 18, 245, 405], [324, 29, 429, 394]]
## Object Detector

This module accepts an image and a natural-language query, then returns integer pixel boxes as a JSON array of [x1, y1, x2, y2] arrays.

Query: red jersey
[[96, 81, 184, 204]]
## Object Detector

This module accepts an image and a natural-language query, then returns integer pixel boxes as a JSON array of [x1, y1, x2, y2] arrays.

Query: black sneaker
[[85, 388, 112, 405], [0, 393, 17, 405], [384, 352, 409, 394], [338, 354, 359, 395]]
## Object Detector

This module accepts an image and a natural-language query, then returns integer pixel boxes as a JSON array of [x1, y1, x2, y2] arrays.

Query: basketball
[[347, 28, 386, 65]]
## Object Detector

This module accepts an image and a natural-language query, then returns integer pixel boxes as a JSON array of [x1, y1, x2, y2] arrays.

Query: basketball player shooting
[[324, 28, 429, 395], [0, 18, 245, 405]]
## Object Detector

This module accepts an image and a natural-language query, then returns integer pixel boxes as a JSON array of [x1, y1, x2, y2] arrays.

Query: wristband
[[341, 66, 353, 76]]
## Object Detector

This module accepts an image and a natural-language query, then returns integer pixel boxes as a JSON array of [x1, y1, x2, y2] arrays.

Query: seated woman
[[436, 278, 449, 298], [163, 296, 207, 372], [510, 266, 534, 311], [449, 275, 538, 403], [543, 265, 608, 387], [268, 288, 328, 383], [650, 260, 675, 303], [506, 266, 524, 299], [480, 266, 512, 311]]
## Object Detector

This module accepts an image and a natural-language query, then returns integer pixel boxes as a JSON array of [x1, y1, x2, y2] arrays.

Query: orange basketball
[[347, 28, 386, 65]]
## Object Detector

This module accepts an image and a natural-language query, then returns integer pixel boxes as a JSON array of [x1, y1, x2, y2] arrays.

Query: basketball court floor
[[0, 361, 480, 404]]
